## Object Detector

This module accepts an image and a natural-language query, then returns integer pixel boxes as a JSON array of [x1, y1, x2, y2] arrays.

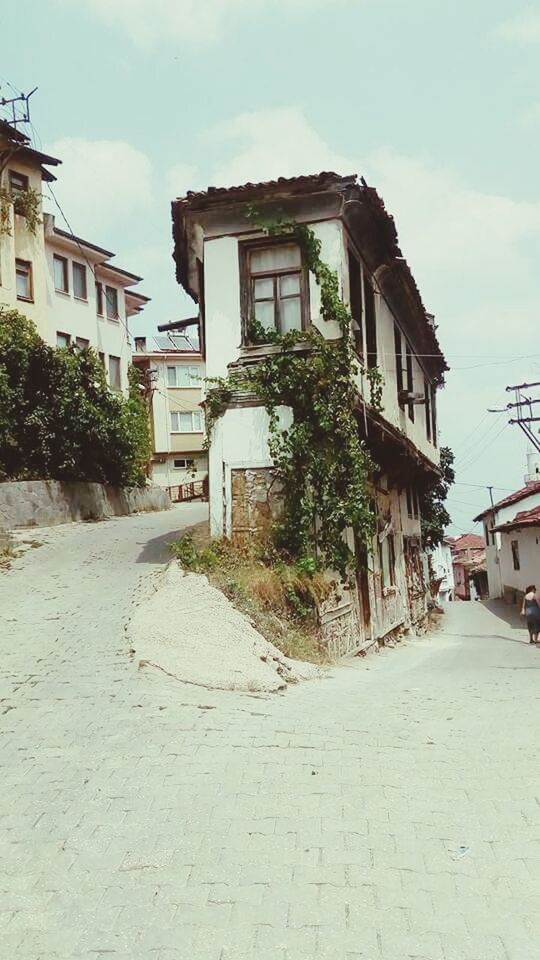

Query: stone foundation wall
[[0, 479, 171, 531]]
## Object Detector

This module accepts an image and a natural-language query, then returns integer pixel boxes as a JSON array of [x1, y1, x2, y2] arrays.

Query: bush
[[0, 307, 151, 486]]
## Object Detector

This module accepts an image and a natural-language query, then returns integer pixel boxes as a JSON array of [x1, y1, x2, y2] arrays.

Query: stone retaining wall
[[0, 479, 171, 530]]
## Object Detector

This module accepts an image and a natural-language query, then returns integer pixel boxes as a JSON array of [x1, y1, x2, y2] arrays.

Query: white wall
[[209, 405, 292, 537], [499, 527, 540, 595], [484, 489, 540, 597], [151, 454, 208, 489]]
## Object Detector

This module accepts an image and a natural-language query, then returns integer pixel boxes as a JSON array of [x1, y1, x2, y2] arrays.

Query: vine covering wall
[[205, 212, 385, 577]]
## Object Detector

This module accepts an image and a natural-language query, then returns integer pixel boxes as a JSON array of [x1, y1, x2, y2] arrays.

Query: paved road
[[1, 509, 539, 960]]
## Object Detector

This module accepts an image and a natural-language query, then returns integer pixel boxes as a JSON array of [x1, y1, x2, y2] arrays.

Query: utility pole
[[487, 486, 494, 507], [505, 381, 540, 455]]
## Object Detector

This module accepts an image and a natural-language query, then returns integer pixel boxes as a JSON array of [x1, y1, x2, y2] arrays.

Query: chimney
[[134, 336, 146, 353]]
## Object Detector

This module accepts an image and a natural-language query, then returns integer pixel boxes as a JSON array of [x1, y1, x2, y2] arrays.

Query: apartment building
[[0, 118, 148, 392], [132, 333, 208, 489]]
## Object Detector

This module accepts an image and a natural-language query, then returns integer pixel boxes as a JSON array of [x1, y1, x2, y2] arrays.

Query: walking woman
[[521, 585, 540, 644]]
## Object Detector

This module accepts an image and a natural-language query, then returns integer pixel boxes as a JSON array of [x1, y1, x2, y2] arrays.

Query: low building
[[449, 534, 486, 600], [474, 464, 540, 601], [132, 333, 208, 491], [171, 171, 447, 654], [0, 118, 148, 393], [489, 504, 540, 607], [430, 538, 455, 602]]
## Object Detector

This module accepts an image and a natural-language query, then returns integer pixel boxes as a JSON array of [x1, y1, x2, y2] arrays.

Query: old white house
[[475, 450, 540, 603], [171, 172, 447, 652], [132, 333, 207, 491], [0, 119, 148, 391]]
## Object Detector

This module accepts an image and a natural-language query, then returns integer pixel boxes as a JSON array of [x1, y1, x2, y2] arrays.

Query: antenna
[[0, 86, 38, 131]]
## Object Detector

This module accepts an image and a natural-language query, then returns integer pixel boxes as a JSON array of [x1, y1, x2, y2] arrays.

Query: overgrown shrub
[[0, 307, 151, 486]]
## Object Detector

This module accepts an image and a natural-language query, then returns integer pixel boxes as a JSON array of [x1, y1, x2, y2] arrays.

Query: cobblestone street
[[1, 508, 539, 960]]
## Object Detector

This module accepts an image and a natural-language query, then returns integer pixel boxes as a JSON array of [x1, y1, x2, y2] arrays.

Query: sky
[[2, 0, 540, 533]]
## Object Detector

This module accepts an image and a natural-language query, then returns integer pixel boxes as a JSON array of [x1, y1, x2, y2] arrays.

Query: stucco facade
[[476, 482, 540, 600]]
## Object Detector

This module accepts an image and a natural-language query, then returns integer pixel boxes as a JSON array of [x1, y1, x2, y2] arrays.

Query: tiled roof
[[451, 533, 486, 552], [493, 504, 540, 533], [176, 172, 355, 208], [474, 481, 540, 521]]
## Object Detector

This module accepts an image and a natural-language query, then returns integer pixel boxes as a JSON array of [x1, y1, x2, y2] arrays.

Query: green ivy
[[0, 185, 42, 237], [0, 306, 150, 486], [205, 211, 385, 577]]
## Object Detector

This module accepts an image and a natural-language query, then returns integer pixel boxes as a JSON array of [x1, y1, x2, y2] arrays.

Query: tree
[[0, 306, 150, 486], [420, 446, 455, 546]]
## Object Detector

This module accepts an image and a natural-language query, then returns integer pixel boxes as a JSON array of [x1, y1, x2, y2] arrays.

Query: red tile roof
[[493, 504, 540, 533], [474, 481, 540, 521], [451, 533, 486, 552]]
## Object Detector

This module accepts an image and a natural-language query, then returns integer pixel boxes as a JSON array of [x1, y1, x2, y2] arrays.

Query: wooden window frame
[[431, 384, 437, 447], [108, 354, 122, 390], [395, 324, 404, 409], [56, 331, 71, 348], [424, 378, 432, 442], [405, 345, 415, 422], [347, 247, 365, 361], [105, 285, 119, 321], [95, 281, 104, 317], [53, 254, 69, 294], [75, 337, 90, 351], [239, 237, 310, 343], [170, 410, 203, 434], [9, 169, 29, 195], [15, 258, 33, 302], [363, 273, 377, 370], [72, 261, 88, 302], [511, 540, 520, 572]]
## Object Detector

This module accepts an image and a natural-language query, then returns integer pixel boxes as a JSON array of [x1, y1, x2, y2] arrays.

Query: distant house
[[0, 118, 148, 393], [430, 537, 455, 602], [132, 333, 208, 492], [449, 534, 487, 600], [474, 455, 540, 602]]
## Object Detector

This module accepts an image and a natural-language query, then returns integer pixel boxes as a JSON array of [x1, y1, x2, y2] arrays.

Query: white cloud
[[208, 106, 352, 187], [493, 7, 540, 45], [72, 0, 362, 46], [45, 137, 153, 240]]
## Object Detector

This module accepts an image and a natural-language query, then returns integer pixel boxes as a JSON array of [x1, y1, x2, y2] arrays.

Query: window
[[15, 259, 32, 301], [75, 337, 90, 350], [173, 458, 195, 470], [364, 274, 377, 369], [56, 331, 71, 348], [380, 533, 396, 587], [424, 379, 432, 442], [348, 249, 364, 358], [170, 411, 203, 433], [73, 262, 87, 300], [406, 345, 415, 422], [246, 242, 305, 336], [511, 540, 520, 571], [9, 170, 29, 196], [431, 385, 437, 446], [108, 355, 121, 390], [167, 365, 201, 387], [105, 285, 119, 320], [53, 255, 69, 293], [406, 487, 413, 519], [95, 282, 104, 316], [406, 486, 419, 519], [98, 352, 105, 367], [394, 325, 404, 409]]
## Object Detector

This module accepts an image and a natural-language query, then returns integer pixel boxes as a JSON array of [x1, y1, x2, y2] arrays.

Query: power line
[[459, 420, 509, 473]]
